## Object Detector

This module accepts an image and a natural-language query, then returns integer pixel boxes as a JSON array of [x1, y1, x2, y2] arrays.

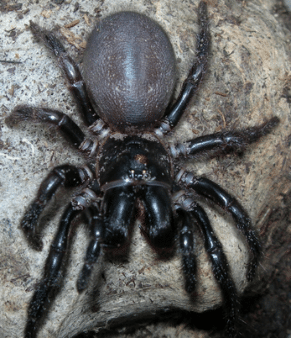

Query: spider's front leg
[[19, 164, 95, 250], [24, 178, 102, 337], [25, 203, 81, 338], [176, 200, 239, 336], [175, 207, 197, 293], [76, 205, 105, 292], [178, 171, 260, 282], [23, 178, 104, 338]]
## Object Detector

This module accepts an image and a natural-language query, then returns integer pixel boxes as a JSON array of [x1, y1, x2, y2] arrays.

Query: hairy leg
[[176, 207, 197, 293], [30, 21, 98, 126], [6, 106, 98, 156], [155, 1, 209, 135], [170, 117, 279, 158], [177, 171, 260, 281], [20, 164, 94, 250], [24, 204, 80, 338], [77, 206, 105, 292]]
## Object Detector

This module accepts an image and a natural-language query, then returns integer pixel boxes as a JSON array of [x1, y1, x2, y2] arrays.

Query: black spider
[[6, 2, 279, 338]]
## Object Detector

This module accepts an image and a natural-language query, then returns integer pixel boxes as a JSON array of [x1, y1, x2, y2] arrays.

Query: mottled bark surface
[[0, 0, 290, 337]]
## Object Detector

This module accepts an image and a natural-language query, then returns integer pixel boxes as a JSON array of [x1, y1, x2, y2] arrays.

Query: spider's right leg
[[24, 203, 81, 338], [21, 164, 94, 250], [178, 171, 260, 282], [76, 205, 105, 292], [29, 21, 98, 126], [5, 106, 98, 156]]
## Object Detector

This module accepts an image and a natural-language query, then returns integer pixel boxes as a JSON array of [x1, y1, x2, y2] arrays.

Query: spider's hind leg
[[29, 21, 98, 126]]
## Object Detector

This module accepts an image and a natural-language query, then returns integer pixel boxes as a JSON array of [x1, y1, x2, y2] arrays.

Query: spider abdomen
[[83, 11, 177, 132]]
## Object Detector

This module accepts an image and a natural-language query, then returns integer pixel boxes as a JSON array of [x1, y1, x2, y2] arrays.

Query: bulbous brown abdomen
[[83, 11, 176, 132]]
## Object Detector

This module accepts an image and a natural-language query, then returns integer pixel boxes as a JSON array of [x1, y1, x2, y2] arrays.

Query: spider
[[6, 2, 279, 337]]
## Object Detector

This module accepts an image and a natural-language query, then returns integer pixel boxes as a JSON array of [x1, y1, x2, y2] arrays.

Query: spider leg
[[21, 164, 94, 250], [155, 1, 209, 135], [24, 203, 81, 338], [176, 207, 197, 293], [170, 117, 279, 158], [29, 21, 98, 126], [175, 191, 239, 336], [191, 203, 238, 336], [5, 106, 98, 156], [77, 206, 104, 292], [140, 186, 174, 254], [178, 171, 260, 281]]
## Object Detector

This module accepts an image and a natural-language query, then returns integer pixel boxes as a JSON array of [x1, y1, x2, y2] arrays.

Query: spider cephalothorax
[[6, 2, 279, 337]]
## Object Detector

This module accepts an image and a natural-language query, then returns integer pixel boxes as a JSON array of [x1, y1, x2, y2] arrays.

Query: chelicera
[[6, 2, 279, 337]]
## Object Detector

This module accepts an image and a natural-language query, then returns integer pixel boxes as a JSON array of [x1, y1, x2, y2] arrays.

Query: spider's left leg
[[175, 207, 197, 293], [170, 116, 279, 159], [24, 203, 81, 338], [177, 171, 260, 281], [29, 22, 99, 126], [176, 203, 238, 336], [155, 1, 209, 135]]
